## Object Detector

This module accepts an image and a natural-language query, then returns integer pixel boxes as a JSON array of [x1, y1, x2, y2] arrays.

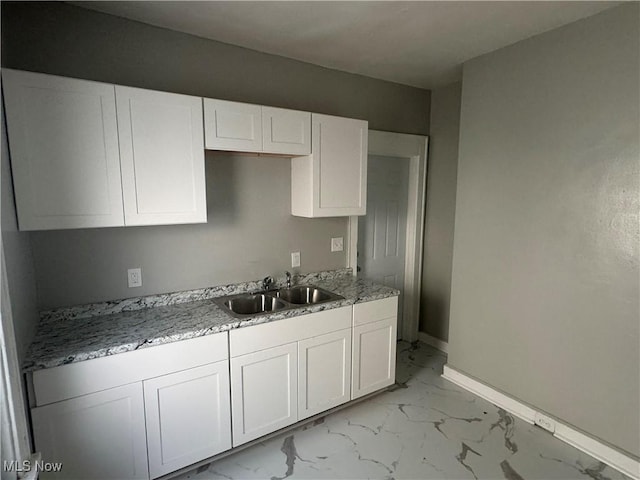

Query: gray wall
[[1, 2, 431, 308], [1, 99, 38, 360], [419, 82, 461, 341], [1, 2, 429, 135], [31, 154, 347, 308], [448, 4, 639, 457]]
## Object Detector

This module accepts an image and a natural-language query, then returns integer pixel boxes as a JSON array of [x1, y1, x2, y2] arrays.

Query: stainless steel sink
[[221, 294, 288, 315], [272, 285, 338, 305], [215, 285, 343, 318]]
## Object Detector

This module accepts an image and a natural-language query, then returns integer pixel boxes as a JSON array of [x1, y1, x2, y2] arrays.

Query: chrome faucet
[[285, 271, 292, 289], [262, 276, 274, 291]]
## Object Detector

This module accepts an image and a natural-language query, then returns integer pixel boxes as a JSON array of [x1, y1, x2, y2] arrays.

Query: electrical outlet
[[291, 251, 301, 268], [534, 412, 556, 433], [128, 268, 142, 288], [331, 237, 344, 252]]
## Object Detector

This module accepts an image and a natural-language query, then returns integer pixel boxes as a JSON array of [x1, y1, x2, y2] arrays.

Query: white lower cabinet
[[31, 383, 149, 480], [352, 297, 398, 399], [298, 328, 352, 419], [28, 299, 398, 479], [144, 362, 232, 479], [230, 342, 298, 446]]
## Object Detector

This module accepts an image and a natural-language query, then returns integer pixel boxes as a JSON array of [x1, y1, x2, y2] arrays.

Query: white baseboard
[[417, 332, 449, 353], [442, 365, 640, 480]]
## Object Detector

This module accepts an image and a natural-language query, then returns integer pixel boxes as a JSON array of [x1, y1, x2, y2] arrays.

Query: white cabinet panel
[[204, 99, 262, 152], [231, 343, 297, 446], [353, 296, 398, 327], [144, 362, 231, 478], [291, 113, 368, 217], [31, 383, 148, 480], [298, 328, 351, 419], [116, 86, 206, 226], [2, 69, 124, 230], [262, 107, 311, 155], [352, 316, 397, 399]]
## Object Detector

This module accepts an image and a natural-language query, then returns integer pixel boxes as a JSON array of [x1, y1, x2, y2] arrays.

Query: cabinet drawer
[[32, 332, 228, 406], [230, 306, 351, 357], [353, 296, 398, 326]]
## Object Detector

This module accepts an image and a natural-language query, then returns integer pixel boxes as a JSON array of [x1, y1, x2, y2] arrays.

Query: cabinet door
[[2, 69, 124, 230], [204, 99, 262, 152], [352, 317, 397, 399], [291, 113, 368, 217], [116, 86, 206, 226], [31, 383, 148, 480], [262, 107, 311, 155], [144, 362, 231, 479], [298, 328, 352, 420], [230, 343, 297, 446]]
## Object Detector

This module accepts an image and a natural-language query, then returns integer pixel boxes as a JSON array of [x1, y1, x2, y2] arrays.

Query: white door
[[31, 383, 148, 480], [230, 343, 297, 446], [203, 99, 262, 152], [116, 86, 206, 226], [262, 107, 311, 155], [298, 328, 351, 420], [352, 317, 397, 400], [357, 155, 409, 335], [2, 69, 124, 230], [144, 362, 231, 479]]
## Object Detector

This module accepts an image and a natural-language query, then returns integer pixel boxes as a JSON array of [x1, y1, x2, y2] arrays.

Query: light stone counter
[[24, 269, 399, 372]]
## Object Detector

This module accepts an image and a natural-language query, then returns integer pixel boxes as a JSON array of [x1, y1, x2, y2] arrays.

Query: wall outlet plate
[[331, 237, 344, 252], [534, 412, 556, 433], [291, 251, 301, 268], [128, 268, 142, 288]]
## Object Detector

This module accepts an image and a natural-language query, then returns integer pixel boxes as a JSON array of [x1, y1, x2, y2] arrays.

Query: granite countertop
[[23, 269, 399, 372]]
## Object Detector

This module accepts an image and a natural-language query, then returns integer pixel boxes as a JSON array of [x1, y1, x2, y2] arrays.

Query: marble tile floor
[[175, 342, 630, 480]]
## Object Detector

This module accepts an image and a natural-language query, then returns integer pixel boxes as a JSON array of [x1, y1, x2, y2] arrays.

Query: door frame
[[347, 130, 429, 342]]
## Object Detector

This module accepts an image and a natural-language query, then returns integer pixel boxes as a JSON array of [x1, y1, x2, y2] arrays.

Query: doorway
[[347, 130, 429, 342]]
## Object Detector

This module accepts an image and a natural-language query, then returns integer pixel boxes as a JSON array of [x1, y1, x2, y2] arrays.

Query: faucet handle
[[285, 271, 292, 288], [262, 276, 274, 291]]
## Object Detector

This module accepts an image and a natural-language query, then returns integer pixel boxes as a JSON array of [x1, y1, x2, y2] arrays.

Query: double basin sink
[[215, 285, 344, 318]]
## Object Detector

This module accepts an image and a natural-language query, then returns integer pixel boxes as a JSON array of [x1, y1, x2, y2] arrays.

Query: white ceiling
[[72, 1, 620, 89]]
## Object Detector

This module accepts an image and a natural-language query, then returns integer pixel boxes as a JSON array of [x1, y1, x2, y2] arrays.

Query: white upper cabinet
[[204, 99, 311, 155], [2, 69, 125, 230], [262, 106, 311, 155], [116, 86, 206, 226], [204, 99, 263, 152], [291, 113, 368, 217]]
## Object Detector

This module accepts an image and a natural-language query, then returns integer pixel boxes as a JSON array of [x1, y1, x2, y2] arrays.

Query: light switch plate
[[331, 237, 344, 252], [291, 251, 301, 268], [128, 268, 142, 288]]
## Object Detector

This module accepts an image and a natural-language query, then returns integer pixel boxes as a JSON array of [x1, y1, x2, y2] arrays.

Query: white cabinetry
[[116, 86, 206, 226], [291, 113, 368, 217], [230, 342, 298, 446], [2, 69, 125, 230], [262, 106, 311, 155], [352, 297, 398, 399], [204, 99, 311, 155], [298, 328, 351, 419], [30, 333, 229, 480], [2, 69, 207, 230], [204, 99, 262, 152], [31, 383, 148, 480], [229, 306, 351, 446], [144, 362, 231, 478]]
